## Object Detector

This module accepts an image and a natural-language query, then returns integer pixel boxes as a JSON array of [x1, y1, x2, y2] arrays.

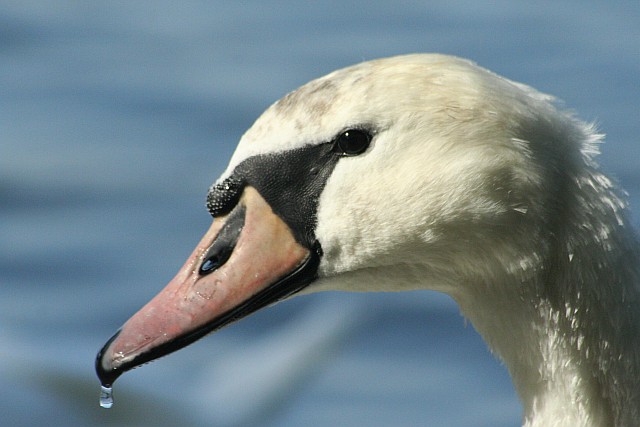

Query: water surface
[[1, 1, 638, 426]]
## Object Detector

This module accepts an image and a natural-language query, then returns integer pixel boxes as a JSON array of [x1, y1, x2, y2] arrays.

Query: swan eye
[[333, 129, 371, 156]]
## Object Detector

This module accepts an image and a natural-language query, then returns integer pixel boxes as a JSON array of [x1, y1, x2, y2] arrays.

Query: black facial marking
[[206, 128, 373, 248], [199, 205, 245, 275], [225, 144, 336, 247]]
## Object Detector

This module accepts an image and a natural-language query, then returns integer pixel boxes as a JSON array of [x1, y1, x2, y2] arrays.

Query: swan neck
[[455, 287, 609, 425], [453, 216, 640, 426]]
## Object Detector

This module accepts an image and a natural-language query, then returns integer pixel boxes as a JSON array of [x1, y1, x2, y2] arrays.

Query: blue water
[[1, 1, 638, 426]]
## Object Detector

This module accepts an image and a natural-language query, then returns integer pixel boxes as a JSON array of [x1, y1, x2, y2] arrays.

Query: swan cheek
[[96, 187, 315, 387]]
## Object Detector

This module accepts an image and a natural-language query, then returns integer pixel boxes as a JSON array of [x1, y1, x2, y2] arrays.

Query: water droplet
[[100, 385, 114, 409]]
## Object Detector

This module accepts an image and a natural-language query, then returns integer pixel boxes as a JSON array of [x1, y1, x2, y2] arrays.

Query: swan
[[96, 54, 640, 426]]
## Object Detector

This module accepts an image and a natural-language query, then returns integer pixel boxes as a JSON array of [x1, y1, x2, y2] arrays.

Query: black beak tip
[[95, 330, 122, 388]]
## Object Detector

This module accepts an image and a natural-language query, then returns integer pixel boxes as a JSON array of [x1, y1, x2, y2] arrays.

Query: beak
[[96, 186, 320, 388]]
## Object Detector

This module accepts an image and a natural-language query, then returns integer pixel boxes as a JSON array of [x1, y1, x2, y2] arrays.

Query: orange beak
[[96, 186, 320, 387]]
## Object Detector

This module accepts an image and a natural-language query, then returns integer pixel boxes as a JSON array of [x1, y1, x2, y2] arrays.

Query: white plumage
[[223, 54, 640, 426]]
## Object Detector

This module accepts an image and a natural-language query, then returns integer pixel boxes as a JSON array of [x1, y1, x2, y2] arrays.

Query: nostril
[[200, 246, 232, 275], [200, 257, 218, 273], [199, 205, 246, 276]]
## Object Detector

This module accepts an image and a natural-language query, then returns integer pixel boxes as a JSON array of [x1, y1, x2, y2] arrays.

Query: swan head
[[224, 54, 563, 295], [97, 55, 632, 421]]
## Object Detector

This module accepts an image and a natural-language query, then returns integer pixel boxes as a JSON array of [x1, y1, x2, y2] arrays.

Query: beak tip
[[95, 330, 122, 387]]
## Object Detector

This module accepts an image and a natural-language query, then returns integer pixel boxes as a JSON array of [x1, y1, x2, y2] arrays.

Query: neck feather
[[454, 165, 640, 426]]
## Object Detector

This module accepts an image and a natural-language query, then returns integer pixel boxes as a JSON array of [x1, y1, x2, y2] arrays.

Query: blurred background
[[1, 1, 638, 426]]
